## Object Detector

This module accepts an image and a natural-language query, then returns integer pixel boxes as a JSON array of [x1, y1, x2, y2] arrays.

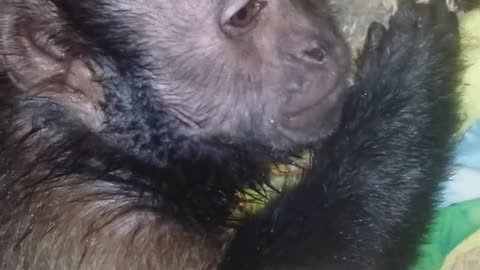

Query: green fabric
[[412, 199, 480, 270]]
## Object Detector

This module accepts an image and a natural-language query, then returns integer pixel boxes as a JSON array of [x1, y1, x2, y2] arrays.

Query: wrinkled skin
[[0, 0, 460, 270]]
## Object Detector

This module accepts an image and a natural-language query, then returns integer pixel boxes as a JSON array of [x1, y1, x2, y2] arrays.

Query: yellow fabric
[[458, 10, 480, 134], [441, 229, 480, 270]]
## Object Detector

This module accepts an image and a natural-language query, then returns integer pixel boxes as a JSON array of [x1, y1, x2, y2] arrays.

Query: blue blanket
[[441, 121, 480, 207]]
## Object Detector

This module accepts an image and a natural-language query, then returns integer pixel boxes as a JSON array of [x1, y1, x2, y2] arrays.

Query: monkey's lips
[[280, 82, 345, 130]]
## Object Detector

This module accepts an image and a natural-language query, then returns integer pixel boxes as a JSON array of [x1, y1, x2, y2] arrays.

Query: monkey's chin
[[272, 104, 343, 151]]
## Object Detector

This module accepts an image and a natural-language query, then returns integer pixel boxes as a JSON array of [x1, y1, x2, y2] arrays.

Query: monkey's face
[[76, 0, 351, 150], [3, 0, 351, 152]]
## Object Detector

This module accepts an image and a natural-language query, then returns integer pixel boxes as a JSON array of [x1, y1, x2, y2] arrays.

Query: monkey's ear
[[1, 6, 103, 103]]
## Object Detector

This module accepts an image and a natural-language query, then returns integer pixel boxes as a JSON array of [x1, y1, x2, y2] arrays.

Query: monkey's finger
[[430, 0, 452, 19], [398, 0, 416, 9], [413, 4, 435, 28], [364, 22, 387, 52], [357, 22, 387, 74], [413, 0, 459, 33], [430, 0, 460, 30]]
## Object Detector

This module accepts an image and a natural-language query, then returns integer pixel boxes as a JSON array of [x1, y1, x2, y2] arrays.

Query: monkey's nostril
[[302, 47, 327, 64]]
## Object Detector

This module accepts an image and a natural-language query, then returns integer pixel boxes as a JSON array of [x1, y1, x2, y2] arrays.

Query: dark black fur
[[0, 0, 460, 269]]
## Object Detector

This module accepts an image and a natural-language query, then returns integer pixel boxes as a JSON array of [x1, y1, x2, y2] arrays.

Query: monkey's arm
[[220, 2, 461, 270]]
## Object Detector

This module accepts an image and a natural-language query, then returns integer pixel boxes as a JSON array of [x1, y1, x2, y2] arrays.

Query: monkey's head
[[1, 0, 350, 159]]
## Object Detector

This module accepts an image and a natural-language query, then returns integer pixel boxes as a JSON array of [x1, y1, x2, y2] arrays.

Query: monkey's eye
[[229, 0, 267, 28]]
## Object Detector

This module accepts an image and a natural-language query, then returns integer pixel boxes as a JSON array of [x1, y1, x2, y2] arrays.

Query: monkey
[[0, 0, 460, 269]]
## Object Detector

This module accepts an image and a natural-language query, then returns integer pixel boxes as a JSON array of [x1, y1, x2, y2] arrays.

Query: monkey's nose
[[302, 46, 326, 64]]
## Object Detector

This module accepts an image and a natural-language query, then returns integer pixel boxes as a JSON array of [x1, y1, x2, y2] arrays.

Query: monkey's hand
[[220, 1, 461, 270], [356, 0, 460, 93]]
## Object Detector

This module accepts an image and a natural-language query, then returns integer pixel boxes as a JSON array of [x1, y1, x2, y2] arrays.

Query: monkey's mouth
[[286, 89, 336, 118], [281, 80, 345, 129]]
